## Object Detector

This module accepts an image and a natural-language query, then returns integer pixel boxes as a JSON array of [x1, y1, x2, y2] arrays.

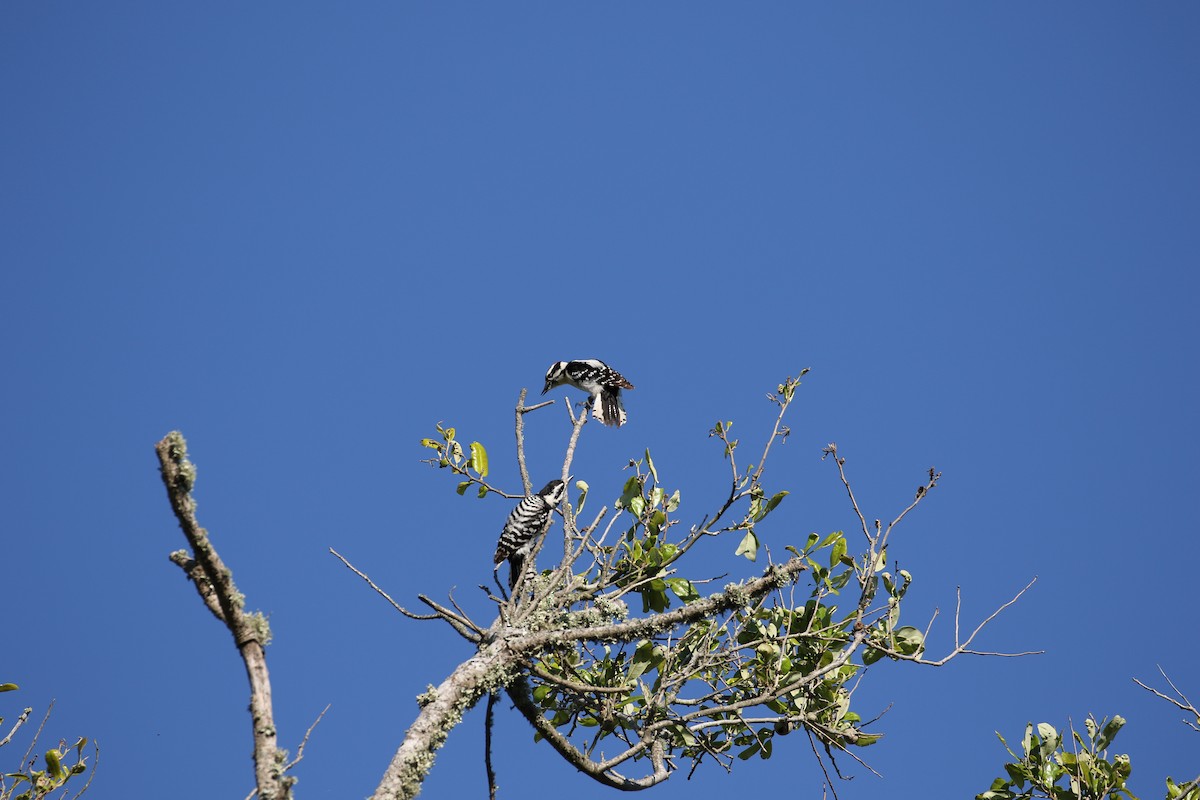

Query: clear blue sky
[[3, 4, 1198, 798]]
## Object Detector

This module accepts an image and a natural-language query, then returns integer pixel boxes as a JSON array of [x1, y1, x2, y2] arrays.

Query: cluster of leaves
[[977, 715, 1198, 800], [419, 423, 496, 499], [530, 547, 884, 772], [0, 684, 95, 800], [608, 451, 688, 613], [707, 419, 789, 564]]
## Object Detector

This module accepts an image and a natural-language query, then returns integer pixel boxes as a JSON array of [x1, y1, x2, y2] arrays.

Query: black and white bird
[[542, 359, 635, 427], [493, 479, 567, 589]]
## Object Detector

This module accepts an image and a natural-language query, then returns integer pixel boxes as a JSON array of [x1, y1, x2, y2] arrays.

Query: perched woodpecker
[[493, 479, 567, 589], [542, 359, 635, 427]]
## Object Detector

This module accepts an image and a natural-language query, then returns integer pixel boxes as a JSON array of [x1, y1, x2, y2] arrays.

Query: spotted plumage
[[494, 479, 567, 589], [542, 359, 635, 427]]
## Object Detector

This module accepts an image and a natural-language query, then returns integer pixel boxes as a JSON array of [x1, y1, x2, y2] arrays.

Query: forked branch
[[156, 431, 293, 800]]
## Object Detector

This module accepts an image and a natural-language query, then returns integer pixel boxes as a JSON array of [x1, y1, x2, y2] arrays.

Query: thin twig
[[329, 548, 439, 621], [822, 443, 870, 542], [0, 705, 31, 747], [1133, 667, 1200, 731], [806, 727, 840, 800], [19, 700, 53, 775], [417, 595, 484, 642], [67, 739, 100, 800], [289, 704, 330, 769], [242, 705, 330, 800], [485, 693, 499, 800], [530, 662, 631, 695], [514, 388, 553, 496]]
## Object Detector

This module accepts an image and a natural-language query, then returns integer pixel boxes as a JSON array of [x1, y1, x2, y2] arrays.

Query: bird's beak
[[541, 381, 551, 395]]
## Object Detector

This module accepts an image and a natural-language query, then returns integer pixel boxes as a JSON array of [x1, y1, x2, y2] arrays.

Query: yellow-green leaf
[[469, 442, 488, 477], [45, 750, 64, 780], [735, 529, 759, 561]]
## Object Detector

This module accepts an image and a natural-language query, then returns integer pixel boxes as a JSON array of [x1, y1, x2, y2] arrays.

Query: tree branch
[[506, 676, 670, 791], [371, 639, 517, 800], [517, 557, 808, 651], [1133, 667, 1200, 732], [330, 549, 440, 621], [514, 389, 554, 496], [156, 431, 292, 800]]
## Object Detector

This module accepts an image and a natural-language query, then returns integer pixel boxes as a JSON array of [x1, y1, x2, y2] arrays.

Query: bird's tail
[[591, 390, 627, 427], [507, 553, 526, 590]]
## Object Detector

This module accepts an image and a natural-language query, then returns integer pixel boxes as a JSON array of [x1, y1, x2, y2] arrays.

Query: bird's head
[[538, 478, 568, 505], [542, 361, 569, 395]]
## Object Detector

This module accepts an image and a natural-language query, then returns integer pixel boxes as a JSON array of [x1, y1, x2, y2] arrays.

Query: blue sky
[[3, 4, 1198, 798]]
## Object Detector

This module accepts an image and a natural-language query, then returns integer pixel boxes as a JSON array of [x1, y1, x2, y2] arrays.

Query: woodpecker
[[493, 479, 567, 589], [542, 359, 635, 427]]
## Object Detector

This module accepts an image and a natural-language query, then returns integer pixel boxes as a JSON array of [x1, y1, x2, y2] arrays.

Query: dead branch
[[156, 431, 293, 800]]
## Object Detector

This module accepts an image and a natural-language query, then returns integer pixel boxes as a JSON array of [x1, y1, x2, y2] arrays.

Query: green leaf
[[649, 487, 664, 510], [0, 683, 18, 692], [735, 529, 759, 561], [419, 438, 440, 450], [45, 750, 64, 780], [645, 449, 658, 483], [642, 587, 669, 613], [666, 490, 681, 512], [477, 485, 488, 499], [829, 535, 847, 569], [666, 578, 699, 604], [469, 442, 488, 477], [893, 626, 925, 656], [817, 530, 843, 549], [756, 490, 789, 521], [1096, 715, 1125, 752], [617, 476, 641, 510], [455, 481, 470, 496], [872, 546, 887, 573], [442, 426, 456, 441], [629, 495, 645, 518]]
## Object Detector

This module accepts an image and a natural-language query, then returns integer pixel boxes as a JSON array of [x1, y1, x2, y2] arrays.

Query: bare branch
[[514, 388, 554, 495], [1133, 667, 1200, 732], [329, 548, 440, 621], [822, 443, 871, 542], [156, 431, 292, 800], [0, 705, 32, 747], [866, 578, 1042, 666], [485, 693, 499, 800], [417, 595, 484, 643], [18, 699, 52, 775]]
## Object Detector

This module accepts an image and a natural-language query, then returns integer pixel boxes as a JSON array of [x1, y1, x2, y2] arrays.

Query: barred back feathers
[[542, 359, 635, 427], [494, 479, 567, 589]]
